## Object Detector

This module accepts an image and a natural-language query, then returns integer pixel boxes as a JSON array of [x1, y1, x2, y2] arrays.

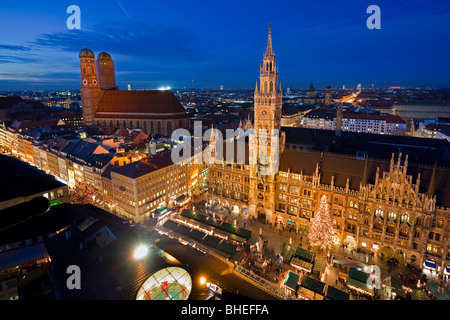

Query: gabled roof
[[95, 90, 188, 119]]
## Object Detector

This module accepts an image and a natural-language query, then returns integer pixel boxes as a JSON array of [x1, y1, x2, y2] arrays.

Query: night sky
[[0, 0, 449, 91]]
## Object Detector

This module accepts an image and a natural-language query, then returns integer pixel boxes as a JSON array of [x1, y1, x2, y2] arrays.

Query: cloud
[[0, 44, 32, 52], [30, 20, 215, 63], [0, 55, 39, 64]]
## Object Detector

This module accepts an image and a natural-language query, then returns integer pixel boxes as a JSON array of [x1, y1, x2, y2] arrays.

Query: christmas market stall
[[383, 275, 410, 300], [283, 271, 300, 296], [297, 275, 326, 300], [346, 267, 374, 297], [325, 285, 350, 300]]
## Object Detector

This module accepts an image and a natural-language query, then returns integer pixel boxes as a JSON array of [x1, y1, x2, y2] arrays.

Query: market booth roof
[[326, 285, 350, 300], [284, 271, 300, 291], [152, 206, 169, 217], [347, 267, 373, 294], [281, 244, 295, 263], [290, 257, 313, 272], [411, 289, 428, 300], [295, 246, 315, 263], [300, 275, 326, 296], [174, 194, 187, 203]]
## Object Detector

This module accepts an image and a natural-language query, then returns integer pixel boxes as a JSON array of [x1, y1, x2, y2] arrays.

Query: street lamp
[[134, 245, 149, 260], [199, 277, 206, 285]]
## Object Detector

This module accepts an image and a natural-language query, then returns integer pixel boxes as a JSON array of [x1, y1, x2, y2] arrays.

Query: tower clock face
[[258, 152, 269, 166], [260, 109, 268, 117]]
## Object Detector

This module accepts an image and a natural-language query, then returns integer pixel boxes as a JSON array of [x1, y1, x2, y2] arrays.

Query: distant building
[[391, 101, 450, 121], [102, 148, 206, 223], [79, 49, 190, 135], [302, 110, 407, 135]]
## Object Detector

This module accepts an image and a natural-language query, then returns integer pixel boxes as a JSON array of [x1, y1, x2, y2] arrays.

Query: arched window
[[400, 226, 409, 237], [375, 207, 384, 218], [167, 121, 172, 134], [264, 82, 268, 93], [270, 81, 273, 92], [136, 120, 140, 129], [179, 120, 183, 128], [157, 121, 162, 133], [401, 213, 410, 223], [386, 225, 396, 234], [388, 211, 396, 220], [151, 121, 154, 132], [143, 121, 148, 133], [123, 120, 126, 128]]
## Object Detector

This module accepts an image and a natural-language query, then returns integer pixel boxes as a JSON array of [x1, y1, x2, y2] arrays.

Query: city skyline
[[0, 0, 449, 91]]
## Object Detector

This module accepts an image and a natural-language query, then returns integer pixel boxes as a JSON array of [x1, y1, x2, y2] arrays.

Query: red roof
[[95, 90, 188, 119]]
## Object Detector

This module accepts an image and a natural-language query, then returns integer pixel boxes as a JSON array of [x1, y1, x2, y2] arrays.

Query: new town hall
[[207, 26, 450, 277]]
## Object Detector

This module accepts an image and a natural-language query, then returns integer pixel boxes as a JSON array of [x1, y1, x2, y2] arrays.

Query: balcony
[[385, 231, 395, 237], [372, 228, 382, 234], [398, 234, 410, 241]]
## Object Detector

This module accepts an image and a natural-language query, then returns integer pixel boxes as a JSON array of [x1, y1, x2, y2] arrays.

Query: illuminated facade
[[206, 26, 450, 277]]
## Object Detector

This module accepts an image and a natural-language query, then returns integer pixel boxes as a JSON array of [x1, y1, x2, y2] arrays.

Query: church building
[[79, 49, 190, 136]]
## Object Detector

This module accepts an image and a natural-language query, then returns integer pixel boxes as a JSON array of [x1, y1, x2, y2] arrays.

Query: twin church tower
[[79, 49, 117, 125]]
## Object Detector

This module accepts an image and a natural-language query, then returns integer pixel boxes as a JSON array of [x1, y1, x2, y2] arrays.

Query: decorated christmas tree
[[308, 194, 334, 251], [69, 182, 103, 208]]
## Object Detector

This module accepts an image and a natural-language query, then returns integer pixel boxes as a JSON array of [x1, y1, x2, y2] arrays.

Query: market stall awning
[[300, 275, 326, 296], [348, 267, 371, 284], [347, 277, 373, 294], [284, 271, 300, 291], [290, 257, 313, 272], [411, 289, 428, 300], [174, 194, 188, 203], [387, 276, 407, 299], [424, 260, 437, 270], [229, 250, 245, 263], [228, 233, 247, 244], [280, 244, 295, 263], [162, 219, 179, 231], [188, 228, 207, 242], [152, 206, 169, 217], [313, 257, 327, 273], [295, 246, 315, 263], [298, 287, 323, 300], [245, 234, 259, 247], [326, 285, 349, 300]]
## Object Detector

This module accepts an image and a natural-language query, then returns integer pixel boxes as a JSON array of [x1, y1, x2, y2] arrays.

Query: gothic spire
[[265, 23, 274, 57]]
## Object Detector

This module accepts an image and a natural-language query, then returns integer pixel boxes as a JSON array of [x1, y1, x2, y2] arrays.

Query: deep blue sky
[[0, 0, 449, 91]]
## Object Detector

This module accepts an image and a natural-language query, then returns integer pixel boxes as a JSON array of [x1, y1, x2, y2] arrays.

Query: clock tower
[[249, 24, 285, 224]]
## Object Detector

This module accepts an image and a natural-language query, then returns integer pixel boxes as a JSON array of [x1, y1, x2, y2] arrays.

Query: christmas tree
[[308, 194, 334, 251], [69, 182, 103, 208]]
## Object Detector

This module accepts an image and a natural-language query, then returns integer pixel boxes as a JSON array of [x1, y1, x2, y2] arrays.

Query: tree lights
[[308, 195, 334, 252]]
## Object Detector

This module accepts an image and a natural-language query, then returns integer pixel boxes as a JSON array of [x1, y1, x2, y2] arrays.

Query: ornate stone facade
[[206, 26, 450, 276]]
